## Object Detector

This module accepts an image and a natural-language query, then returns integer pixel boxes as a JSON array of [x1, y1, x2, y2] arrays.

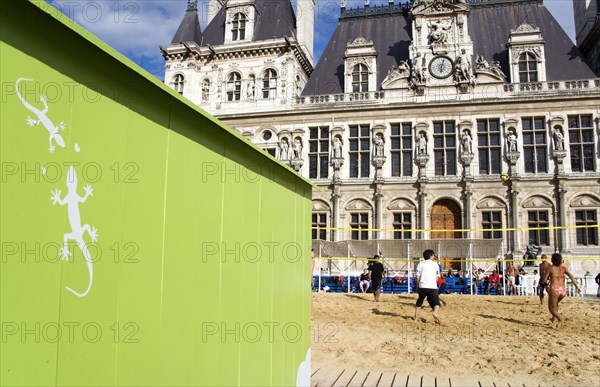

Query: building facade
[[163, 0, 600, 274]]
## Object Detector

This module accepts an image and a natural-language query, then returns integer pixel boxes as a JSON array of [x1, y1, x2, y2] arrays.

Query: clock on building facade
[[429, 56, 454, 79]]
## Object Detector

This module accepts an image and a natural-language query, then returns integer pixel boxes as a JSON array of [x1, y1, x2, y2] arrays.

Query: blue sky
[[46, 0, 577, 81]]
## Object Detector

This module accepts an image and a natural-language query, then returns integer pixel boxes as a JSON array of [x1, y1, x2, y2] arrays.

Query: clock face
[[429, 56, 454, 79]]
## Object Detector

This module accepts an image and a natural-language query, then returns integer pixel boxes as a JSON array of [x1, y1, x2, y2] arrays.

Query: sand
[[311, 292, 600, 386]]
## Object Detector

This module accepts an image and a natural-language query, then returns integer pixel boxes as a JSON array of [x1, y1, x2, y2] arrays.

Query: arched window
[[262, 69, 278, 99], [226, 72, 241, 101], [232, 13, 246, 41], [518, 52, 538, 83], [173, 74, 185, 94], [352, 64, 369, 92]]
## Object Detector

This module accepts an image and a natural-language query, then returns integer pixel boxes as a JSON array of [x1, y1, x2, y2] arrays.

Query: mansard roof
[[171, 1, 203, 45], [302, 0, 595, 96], [201, 0, 297, 46]]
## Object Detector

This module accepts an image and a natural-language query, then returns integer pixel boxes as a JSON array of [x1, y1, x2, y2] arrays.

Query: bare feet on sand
[[432, 312, 442, 325]]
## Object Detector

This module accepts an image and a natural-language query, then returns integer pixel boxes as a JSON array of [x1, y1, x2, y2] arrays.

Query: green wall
[[0, 1, 312, 385]]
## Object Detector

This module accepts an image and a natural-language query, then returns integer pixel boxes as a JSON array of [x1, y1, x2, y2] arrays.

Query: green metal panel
[[0, 1, 312, 386]]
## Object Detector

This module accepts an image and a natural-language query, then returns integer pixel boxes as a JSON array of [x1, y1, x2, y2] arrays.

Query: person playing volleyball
[[542, 253, 581, 327]]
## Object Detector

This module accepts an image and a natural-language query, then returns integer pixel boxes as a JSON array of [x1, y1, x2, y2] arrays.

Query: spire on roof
[[170, 1, 203, 45], [187, 0, 198, 12]]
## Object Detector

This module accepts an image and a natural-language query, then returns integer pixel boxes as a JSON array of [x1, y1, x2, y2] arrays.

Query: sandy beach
[[311, 293, 600, 386]]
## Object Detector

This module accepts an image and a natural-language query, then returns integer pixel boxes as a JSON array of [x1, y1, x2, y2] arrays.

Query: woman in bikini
[[542, 253, 581, 327]]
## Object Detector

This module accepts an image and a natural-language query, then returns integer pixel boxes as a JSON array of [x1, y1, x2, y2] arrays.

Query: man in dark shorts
[[414, 249, 442, 324], [538, 254, 551, 305], [368, 255, 385, 302]]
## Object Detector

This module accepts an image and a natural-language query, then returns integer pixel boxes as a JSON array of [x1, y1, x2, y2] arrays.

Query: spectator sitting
[[359, 269, 370, 293], [487, 270, 501, 295]]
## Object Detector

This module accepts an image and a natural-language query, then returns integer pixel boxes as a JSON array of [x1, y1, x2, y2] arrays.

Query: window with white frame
[[312, 213, 328, 240], [309, 126, 329, 179], [568, 114, 595, 172], [528, 210, 550, 246], [350, 212, 369, 240], [518, 52, 538, 83], [352, 64, 369, 92], [349, 124, 370, 178], [482, 211, 502, 239], [262, 69, 277, 99], [173, 74, 185, 94], [433, 121, 457, 176], [393, 212, 412, 240], [391, 123, 413, 177], [575, 209, 598, 246], [522, 116, 548, 173], [477, 118, 501, 175], [226, 72, 241, 101], [231, 13, 246, 41]]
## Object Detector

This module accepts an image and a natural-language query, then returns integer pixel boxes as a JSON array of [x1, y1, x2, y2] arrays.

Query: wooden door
[[431, 199, 462, 270]]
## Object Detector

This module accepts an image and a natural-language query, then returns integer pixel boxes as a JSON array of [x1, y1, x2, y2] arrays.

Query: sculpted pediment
[[522, 196, 553, 209], [411, 0, 468, 15], [570, 195, 600, 208]]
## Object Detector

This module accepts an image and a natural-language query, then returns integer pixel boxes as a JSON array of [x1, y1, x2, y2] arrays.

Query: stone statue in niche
[[417, 132, 428, 155], [461, 129, 472, 154], [374, 134, 385, 157], [279, 138, 289, 160], [553, 127, 564, 151], [293, 138, 302, 160], [507, 130, 518, 152], [332, 136, 343, 159]]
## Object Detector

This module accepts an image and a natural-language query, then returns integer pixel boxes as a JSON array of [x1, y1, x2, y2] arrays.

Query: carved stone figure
[[332, 136, 343, 158], [476, 55, 505, 79], [428, 19, 452, 45], [455, 49, 474, 84], [417, 132, 427, 155], [507, 131, 518, 152], [247, 75, 256, 99], [382, 60, 410, 85], [461, 130, 472, 154], [374, 135, 384, 157], [553, 128, 564, 151], [279, 138, 289, 160], [293, 138, 302, 160], [202, 80, 210, 102], [411, 53, 427, 85]]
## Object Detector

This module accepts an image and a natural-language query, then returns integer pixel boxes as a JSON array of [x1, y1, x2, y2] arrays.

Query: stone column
[[510, 188, 520, 254], [556, 184, 568, 252], [373, 186, 383, 240], [463, 188, 473, 239], [331, 186, 341, 242], [417, 187, 427, 240]]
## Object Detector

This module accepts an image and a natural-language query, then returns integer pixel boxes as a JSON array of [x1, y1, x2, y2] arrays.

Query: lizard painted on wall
[[16, 78, 66, 153], [51, 166, 98, 297]]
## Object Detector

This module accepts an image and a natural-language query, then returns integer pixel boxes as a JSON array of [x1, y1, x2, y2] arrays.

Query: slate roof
[[201, 0, 297, 46], [302, 0, 596, 96], [171, 2, 203, 45]]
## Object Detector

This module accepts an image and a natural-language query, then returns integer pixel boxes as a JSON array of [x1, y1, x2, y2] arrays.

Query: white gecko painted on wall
[[15, 78, 66, 153], [51, 166, 98, 298]]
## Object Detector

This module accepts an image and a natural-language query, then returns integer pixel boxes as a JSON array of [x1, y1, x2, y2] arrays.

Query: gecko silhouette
[[16, 78, 66, 153], [51, 166, 98, 297]]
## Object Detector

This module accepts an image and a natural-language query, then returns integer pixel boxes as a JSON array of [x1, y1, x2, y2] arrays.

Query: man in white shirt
[[414, 249, 442, 324]]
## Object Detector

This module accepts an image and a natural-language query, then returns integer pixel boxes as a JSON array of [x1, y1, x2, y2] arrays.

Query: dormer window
[[344, 38, 377, 93], [226, 72, 241, 101], [507, 22, 546, 83], [231, 13, 246, 41], [262, 69, 278, 99], [518, 52, 538, 83], [173, 74, 185, 94], [352, 64, 369, 92]]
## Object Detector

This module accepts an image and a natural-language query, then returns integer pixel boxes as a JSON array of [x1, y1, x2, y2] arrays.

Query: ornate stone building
[[163, 0, 600, 274]]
